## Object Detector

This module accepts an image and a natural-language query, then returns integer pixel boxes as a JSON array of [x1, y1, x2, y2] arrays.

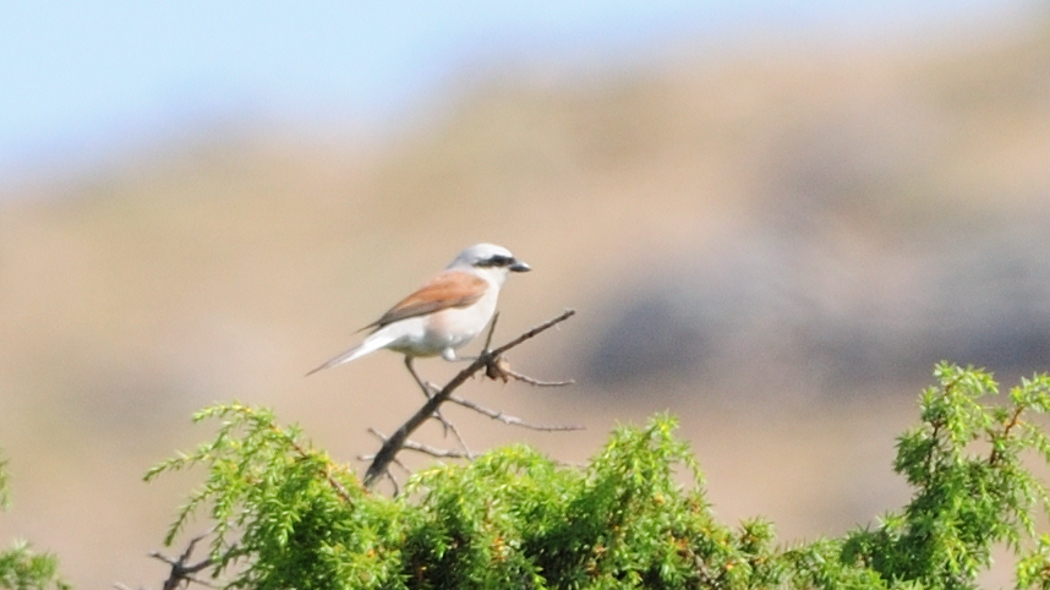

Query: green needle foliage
[[0, 450, 10, 512], [148, 364, 1050, 589], [0, 449, 69, 590], [842, 363, 1050, 590]]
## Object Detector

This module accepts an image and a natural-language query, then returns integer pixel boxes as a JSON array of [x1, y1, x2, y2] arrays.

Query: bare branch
[[402, 440, 472, 459], [486, 310, 573, 359], [366, 428, 471, 459], [502, 367, 574, 387], [128, 531, 219, 590], [441, 415, 474, 458], [363, 309, 576, 488], [446, 394, 584, 431], [484, 355, 575, 387]]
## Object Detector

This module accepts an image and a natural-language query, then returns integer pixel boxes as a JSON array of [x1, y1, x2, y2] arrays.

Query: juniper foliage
[[147, 364, 1050, 589], [0, 449, 69, 590]]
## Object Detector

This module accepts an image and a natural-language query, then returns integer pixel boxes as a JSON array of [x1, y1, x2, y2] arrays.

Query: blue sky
[[0, 1, 1035, 185]]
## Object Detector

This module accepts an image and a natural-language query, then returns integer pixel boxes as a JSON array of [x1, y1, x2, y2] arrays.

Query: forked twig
[[117, 531, 218, 590]]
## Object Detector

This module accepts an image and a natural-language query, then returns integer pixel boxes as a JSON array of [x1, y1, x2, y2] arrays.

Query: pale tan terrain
[[2, 16, 1050, 588]]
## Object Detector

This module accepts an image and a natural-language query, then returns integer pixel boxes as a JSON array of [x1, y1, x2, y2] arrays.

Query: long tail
[[305, 331, 397, 376]]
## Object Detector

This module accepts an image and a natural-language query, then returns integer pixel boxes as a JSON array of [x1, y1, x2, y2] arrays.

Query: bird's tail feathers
[[304, 332, 397, 377]]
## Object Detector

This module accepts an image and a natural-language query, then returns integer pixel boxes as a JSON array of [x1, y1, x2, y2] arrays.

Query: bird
[[306, 243, 531, 391]]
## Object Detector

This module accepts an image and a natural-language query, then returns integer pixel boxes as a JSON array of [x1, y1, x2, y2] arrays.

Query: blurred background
[[3, 1, 1050, 587]]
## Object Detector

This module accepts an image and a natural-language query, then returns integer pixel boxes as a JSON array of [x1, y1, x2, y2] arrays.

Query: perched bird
[[306, 243, 531, 388]]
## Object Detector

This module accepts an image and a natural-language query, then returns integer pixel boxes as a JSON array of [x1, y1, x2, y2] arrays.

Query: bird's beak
[[509, 259, 531, 272]]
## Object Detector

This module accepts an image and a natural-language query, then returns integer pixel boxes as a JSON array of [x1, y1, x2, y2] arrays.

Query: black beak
[[509, 260, 531, 272]]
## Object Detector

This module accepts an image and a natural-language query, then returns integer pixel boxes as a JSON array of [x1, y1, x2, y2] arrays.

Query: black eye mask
[[476, 255, 512, 268]]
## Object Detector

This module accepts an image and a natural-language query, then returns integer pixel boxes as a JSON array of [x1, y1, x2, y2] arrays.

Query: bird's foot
[[483, 354, 513, 383]]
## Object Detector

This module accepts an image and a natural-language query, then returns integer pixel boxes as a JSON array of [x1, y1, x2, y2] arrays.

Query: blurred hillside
[[3, 16, 1050, 589]]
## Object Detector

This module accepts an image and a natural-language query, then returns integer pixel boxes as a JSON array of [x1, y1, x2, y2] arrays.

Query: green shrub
[[0, 450, 69, 590], [147, 363, 1050, 589]]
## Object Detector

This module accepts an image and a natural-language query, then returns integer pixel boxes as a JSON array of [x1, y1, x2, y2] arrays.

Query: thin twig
[[502, 366, 575, 387], [363, 309, 576, 488], [440, 412, 474, 458], [447, 394, 584, 431], [366, 427, 472, 459], [411, 383, 474, 455], [403, 439, 473, 459]]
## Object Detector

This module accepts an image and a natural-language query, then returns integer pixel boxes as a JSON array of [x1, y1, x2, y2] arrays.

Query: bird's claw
[[484, 355, 512, 383]]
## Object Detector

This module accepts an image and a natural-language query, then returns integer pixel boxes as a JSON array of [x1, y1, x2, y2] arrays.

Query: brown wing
[[360, 271, 488, 332]]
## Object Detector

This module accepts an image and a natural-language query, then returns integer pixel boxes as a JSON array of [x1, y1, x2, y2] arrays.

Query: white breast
[[385, 278, 499, 358]]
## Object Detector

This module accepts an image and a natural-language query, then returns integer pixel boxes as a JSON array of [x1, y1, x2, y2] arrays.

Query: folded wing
[[361, 270, 489, 332]]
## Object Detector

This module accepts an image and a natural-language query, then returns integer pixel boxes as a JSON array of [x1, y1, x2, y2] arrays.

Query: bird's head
[[449, 243, 531, 285]]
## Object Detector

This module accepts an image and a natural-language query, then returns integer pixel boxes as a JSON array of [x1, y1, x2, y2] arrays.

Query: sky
[[0, 1, 1037, 187]]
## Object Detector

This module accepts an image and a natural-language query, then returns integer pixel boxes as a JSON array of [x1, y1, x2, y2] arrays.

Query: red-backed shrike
[[307, 243, 530, 387]]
